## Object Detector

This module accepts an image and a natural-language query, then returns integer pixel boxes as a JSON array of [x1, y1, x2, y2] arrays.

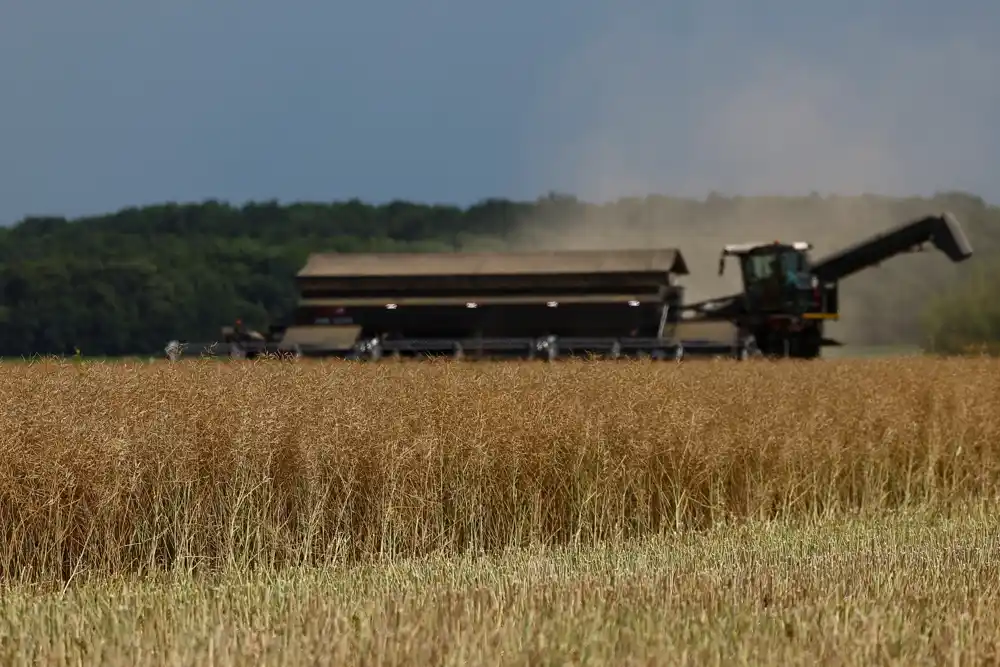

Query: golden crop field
[[2, 356, 1000, 665]]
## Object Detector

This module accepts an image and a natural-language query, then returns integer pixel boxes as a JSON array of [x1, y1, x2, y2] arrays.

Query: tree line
[[0, 191, 997, 357]]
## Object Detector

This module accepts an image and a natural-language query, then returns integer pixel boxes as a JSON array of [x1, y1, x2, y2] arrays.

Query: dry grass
[[2, 356, 999, 664]]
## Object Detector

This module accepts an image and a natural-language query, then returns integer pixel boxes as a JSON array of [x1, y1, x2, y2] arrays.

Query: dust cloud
[[502, 9, 999, 345]]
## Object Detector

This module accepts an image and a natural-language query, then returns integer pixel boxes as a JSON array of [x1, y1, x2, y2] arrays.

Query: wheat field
[[2, 356, 1000, 665]]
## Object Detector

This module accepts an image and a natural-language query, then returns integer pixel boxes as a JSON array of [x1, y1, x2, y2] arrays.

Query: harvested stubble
[[1, 356, 998, 583], [7, 510, 1000, 665]]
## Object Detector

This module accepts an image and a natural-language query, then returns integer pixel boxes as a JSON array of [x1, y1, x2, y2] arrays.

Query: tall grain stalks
[[0, 356, 996, 583]]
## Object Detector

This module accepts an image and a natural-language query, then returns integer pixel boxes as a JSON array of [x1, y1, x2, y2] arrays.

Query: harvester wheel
[[789, 330, 821, 359]]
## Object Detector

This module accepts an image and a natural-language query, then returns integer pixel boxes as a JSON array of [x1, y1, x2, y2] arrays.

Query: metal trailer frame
[[164, 333, 761, 362]]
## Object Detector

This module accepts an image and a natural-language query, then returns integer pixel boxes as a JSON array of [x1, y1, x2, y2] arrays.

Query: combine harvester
[[165, 212, 973, 362]]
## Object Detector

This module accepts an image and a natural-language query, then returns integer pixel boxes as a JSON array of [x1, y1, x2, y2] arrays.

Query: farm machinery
[[165, 212, 973, 362]]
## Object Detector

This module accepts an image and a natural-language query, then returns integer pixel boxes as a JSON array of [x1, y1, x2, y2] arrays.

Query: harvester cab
[[718, 241, 835, 317]]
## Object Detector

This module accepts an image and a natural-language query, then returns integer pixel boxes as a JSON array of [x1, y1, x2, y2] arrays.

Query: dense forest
[[0, 190, 997, 358]]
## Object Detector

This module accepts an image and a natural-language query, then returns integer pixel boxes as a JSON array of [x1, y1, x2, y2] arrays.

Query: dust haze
[[499, 10, 1000, 345]]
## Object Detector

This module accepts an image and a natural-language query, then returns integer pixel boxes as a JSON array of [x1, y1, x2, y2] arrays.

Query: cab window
[[743, 252, 778, 284], [743, 249, 804, 286]]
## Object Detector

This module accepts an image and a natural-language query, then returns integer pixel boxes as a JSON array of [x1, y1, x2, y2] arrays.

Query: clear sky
[[2, 0, 999, 223]]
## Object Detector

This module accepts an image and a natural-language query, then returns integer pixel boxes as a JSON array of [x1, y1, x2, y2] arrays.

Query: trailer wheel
[[536, 335, 558, 362], [738, 335, 761, 360], [165, 340, 183, 362]]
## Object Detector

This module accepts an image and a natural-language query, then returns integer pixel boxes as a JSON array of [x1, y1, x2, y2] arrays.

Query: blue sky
[[2, 0, 999, 223]]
